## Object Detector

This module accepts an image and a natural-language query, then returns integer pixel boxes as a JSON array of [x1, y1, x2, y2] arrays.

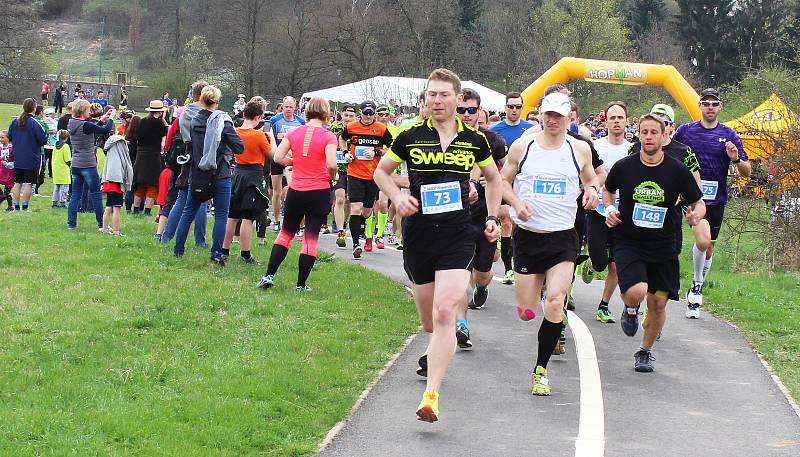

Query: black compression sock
[[501, 236, 513, 271], [241, 250, 251, 259], [536, 318, 564, 369], [144, 207, 152, 216], [297, 253, 316, 287], [266, 244, 289, 276], [350, 215, 363, 247], [221, 248, 230, 256], [598, 300, 609, 310]]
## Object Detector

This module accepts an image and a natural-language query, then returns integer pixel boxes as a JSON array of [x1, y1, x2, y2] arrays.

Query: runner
[[270, 96, 306, 233], [330, 103, 357, 246], [604, 114, 705, 372], [256, 96, 338, 291], [374, 69, 502, 422], [501, 91, 599, 395], [586, 101, 632, 323], [673, 88, 750, 318], [455, 88, 507, 349], [339, 100, 393, 259], [490, 92, 535, 285]]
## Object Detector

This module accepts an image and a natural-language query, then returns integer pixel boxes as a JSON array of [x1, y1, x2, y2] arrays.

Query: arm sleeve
[[684, 146, 700, 172], [82, 120, 113, 135], [475, 133, 494, 168], [381, 128, 393, 148], [340, 124, 351, 141], [387, 131, 408, 163], [222, 122, 244, 153]]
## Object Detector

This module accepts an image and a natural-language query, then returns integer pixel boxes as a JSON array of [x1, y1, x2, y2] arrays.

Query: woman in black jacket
[[131, 100, 168, 215]]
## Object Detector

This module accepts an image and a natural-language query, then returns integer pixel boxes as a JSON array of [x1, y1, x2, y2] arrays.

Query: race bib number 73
[[420, 181, 463, 215]]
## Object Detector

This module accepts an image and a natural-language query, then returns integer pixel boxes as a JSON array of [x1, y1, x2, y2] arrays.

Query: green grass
[[1, 103, 20, 128], [0, 181, 419, 456]]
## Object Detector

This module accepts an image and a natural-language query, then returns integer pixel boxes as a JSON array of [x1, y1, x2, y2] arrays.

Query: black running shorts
[[347, 176, 378, 207], [471, 221, 496, 273], [512, 227, 579, 275], [705, 204, 725, 241], [614, 243, 679, 301], [105, 192, 123, 208], [402, 221, 477, 285], [14, 168, 38, 184], [333, 170, 348, 192]]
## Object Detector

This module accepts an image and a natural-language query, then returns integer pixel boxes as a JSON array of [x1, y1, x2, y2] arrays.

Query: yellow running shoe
[[531, 366, 551, 396], [416, 390, 440, 423]]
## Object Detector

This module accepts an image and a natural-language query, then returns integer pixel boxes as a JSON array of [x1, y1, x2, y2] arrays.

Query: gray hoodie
[[101, 135, 134, 191]]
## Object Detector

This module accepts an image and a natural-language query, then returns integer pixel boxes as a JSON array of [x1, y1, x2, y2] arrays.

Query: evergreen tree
[[675, 0, 740, 86], [736, 0, 791, 70], [458, 0, 484, 31], [621, 0, 667, 41]]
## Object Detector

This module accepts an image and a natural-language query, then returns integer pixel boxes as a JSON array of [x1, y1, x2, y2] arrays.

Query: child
[[100, 134, 133, 235], [0, 131, 13, 211], [154, 164, 172, 241], [51, 130, 71, 208]]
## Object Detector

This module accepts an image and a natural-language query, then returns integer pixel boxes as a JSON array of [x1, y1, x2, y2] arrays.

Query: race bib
[[700, 180, 718, 201], [632, 203, 667, 229], [420, 181, 463, 215], [277, 124, 297, 140], [355, 145, 374, 160], [533, 177, 567, 197], [336, 150, 347, 164], [595, 189, 620, 216]]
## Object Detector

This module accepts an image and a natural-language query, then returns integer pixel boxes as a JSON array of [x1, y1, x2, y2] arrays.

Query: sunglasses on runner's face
[[663, 120, 674, 126], [457, 106, 479, 114], [377, 111, 389, 116], [506, 104, 523, 109], [362, 110, 375, 116], [700, 101, 721, 107]]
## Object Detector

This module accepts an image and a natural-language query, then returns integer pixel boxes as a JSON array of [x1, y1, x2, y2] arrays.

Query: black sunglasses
[[506, 104, 523, 109], [457, 106, 479, 114], [700, 100, 721, 107], [362, 110, 375, 115], [663, 120, 674, 126]]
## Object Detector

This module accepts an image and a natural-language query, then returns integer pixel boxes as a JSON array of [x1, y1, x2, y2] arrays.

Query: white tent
[[300, 76, 507, 112]]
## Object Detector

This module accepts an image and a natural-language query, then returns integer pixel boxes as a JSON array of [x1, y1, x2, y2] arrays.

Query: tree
[[129, 0, 141, 51], [675, 0, 740, 86], [0, 1, 51, 90], [735, 0, 791, 70], [621, 0, 668, 42]]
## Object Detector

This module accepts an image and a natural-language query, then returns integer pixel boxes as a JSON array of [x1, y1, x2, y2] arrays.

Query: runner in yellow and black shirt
[[374, 69, 502, 424]]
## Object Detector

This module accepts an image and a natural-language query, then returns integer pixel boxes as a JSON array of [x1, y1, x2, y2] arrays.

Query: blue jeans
[[174, 177, 231, 258], [161, 188, 207, 245], [67, 167, 103, 228]]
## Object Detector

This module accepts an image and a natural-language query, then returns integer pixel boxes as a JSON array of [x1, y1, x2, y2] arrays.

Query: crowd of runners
[[3, 68, 751, 423]]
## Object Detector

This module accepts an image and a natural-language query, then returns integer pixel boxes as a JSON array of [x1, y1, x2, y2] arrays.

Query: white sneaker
[[685, 304, 700, 319]]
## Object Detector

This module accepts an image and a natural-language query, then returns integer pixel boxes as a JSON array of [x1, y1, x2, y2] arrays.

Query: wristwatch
[[486, 215, 501, 225], [732, 157, 741, 164]]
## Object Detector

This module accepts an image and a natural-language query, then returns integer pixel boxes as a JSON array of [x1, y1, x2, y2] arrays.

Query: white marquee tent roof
[[301, 76, 507, 112]]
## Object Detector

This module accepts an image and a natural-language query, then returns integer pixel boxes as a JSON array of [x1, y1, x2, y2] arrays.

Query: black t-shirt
[[390, 117, 494, 226], [605, 152, 703, 259], [471, 128, 508, 223]]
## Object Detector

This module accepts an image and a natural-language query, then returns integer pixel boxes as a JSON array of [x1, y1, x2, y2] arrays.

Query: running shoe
[[416, 390, 439, 423], [153, 233, 162, 242], [322, 225, 331, 234], [272, 223, 280, 232], [531, 366, 551, 396], [456, 323, 473, 349], [595, 307, 615, 323], [502, 270, 515, 285], [566, 294, 576, 311], [416, 354, 428, 377], [686, 303, 700, 319], [364, 237, 373, 252], [375, 236, 385, 249], [256, 275, 274, 289], [634, 349, 655, 373], [561, 308, 569, 328], [469, 286, 488, 310], [553, 332, 566, 355], [241, 256, 258, 265], [295, 285, 312, 293], [396, 243, 403, 251], [210, 255, 226, 267], [384, 233, 397, 246], [336, 231, 347, 248], [621, 306, 640, 337], [257, 237, 266, 246], [352, 245, 363, 259]]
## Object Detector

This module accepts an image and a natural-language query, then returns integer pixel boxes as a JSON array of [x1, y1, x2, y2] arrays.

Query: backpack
[[165, 134, 187, 172]]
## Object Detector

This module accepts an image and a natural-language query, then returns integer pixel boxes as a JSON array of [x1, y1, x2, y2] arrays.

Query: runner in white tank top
[[500, 92, 600, 396]]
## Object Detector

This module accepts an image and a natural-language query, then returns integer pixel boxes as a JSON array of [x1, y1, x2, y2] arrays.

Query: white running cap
[[539, 92, 571, 117]]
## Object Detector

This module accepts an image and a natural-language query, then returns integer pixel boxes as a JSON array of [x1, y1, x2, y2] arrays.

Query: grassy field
[[0, 182, 419, 456]]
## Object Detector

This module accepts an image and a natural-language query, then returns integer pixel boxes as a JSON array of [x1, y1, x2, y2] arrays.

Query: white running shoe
[[686, 281, 703, 319]]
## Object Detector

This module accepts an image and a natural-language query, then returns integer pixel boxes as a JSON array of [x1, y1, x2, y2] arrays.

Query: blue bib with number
[[533, 177, 567, 197], [355, 145, 373, 160], [700, 180, 718, 201], [420, 181, 463, 215], [632, 203, 667, 229], [336, 151, 347, 164]]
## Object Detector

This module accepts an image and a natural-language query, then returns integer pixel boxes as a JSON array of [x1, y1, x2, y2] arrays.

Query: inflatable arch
[[520, 57, 702, 121]]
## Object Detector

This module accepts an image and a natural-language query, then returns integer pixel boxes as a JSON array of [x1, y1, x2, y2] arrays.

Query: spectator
[[92, 90, 108, 111], [54, 82, 67, 115], [0, 130, 14, 211], [222, 100, 271, 264], [132, 100, 168, 215], [41, 80, 50, 107], [173, 85, 244, 264], [8, 98, 47, 211], [119, 87, 129, 111], [124, 115, 142, 212], [51, 130, 71, 208], [66, 98, 114, 230], [100, 133, 134, 235]]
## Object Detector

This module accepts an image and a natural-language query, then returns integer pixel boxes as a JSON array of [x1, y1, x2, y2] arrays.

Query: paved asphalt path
[[314, 233, 800, 457]]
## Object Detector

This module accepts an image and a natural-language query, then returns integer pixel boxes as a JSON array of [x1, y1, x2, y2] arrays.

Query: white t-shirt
[[594, 137, 631, 173]]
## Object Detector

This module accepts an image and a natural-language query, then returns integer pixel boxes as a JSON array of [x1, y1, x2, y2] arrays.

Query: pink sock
[[517, 306, 536, 321]]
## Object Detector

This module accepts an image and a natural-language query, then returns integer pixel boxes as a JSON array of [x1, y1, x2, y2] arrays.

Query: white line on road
[[567, 310, 606, 457]]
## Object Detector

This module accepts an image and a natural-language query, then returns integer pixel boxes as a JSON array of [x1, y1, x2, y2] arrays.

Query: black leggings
[[586, 210, 613, 272]]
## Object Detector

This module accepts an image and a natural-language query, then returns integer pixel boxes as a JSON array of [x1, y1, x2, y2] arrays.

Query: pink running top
[[285, 125, 336, 191]]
